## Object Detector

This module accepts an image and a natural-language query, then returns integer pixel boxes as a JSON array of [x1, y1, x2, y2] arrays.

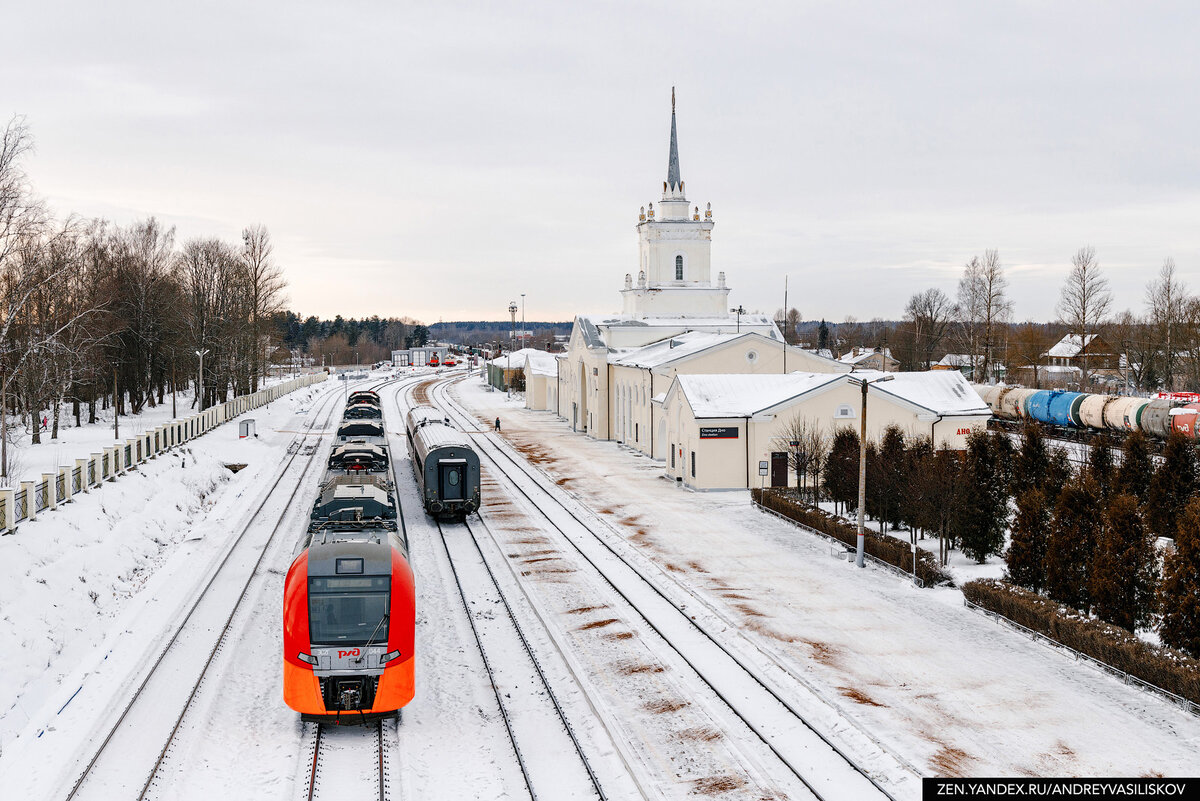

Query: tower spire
[[666, 87, 681, 193]]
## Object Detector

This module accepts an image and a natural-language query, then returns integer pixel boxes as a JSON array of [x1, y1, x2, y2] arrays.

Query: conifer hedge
[[752, 488, 949, 586], [963, 578, 1200, 707]]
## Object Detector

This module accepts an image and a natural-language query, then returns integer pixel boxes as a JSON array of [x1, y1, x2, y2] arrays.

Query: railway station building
[[660, 370, 991, 490], [551, 92, 846, 441]]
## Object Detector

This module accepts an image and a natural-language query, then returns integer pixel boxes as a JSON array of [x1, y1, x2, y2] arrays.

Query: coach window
[[675, 255, 684, 280]]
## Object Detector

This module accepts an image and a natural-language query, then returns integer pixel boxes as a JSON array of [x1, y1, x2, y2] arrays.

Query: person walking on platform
[[494, 417, 501, 432]]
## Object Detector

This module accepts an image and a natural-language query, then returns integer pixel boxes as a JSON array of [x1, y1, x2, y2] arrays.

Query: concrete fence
[[0, 373, 327, 534]]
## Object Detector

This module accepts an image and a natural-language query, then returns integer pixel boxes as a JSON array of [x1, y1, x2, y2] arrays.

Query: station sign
[[699, 426, 739, 439]]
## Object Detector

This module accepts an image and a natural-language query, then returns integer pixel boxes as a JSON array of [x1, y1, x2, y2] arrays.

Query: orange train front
[[283, 523, 415, 722]]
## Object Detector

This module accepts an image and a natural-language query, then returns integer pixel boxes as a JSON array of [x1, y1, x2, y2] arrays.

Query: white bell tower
[[622, 88, 731, 319]]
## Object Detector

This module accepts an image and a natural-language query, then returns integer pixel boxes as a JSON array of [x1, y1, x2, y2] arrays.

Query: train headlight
[[297, 652, 318, 666], [380, 650, 401, 665]]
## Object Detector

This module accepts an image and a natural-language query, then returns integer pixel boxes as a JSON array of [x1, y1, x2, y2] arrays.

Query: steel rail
[[429, 378, 898, 801], [433, 518, 538, 801], [65, 377, 395, 801], [304, 719, 390, 801], [63, 378, 355, 801], [461, 518, 606, 801]]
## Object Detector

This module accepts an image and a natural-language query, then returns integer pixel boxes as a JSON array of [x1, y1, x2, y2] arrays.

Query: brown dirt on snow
[[603, 631, 634, 641], [616, 662, 665, 676], [690, 774, 747, 795], [566, 605, 608, 615], [802, 639, 841, 665], [643, 698, 690, 714], [578, 618, 619, 631], [744, 618, 798, 643], [930, 744, 974, 777], [838, 687, 885, 707], [676, 726, 722, 742]]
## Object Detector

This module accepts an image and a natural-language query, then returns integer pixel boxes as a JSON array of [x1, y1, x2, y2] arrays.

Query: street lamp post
[[195, 349, 209, 411], [730, 305, 746, 333], [521, 293, 526, 350], [850, 372, 894, 568]]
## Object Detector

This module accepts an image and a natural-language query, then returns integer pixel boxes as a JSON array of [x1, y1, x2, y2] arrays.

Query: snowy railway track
[[429, 377, 906, 801], [303, 719, 394, 801], [435, 517, 606, 801], [61, 377, 394, 801]]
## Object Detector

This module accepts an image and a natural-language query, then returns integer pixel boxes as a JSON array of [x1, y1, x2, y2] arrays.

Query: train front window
[[309, 577, 390, 645]]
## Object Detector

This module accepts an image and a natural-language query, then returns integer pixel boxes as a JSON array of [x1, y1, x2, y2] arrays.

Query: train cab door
[[439, 459, 467, 501]]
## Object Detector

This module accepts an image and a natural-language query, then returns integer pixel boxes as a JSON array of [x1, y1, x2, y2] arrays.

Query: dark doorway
[[770, 452, 788, 488]]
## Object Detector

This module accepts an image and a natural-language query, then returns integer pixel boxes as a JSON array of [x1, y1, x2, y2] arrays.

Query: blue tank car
[[1027, 389, 1087, 427]]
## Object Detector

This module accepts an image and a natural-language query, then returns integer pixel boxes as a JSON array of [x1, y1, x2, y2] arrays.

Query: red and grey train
[[283, 389, 416, 722]]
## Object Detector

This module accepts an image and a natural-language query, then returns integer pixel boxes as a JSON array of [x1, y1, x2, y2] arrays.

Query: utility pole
[[521, 293, 526, 351], [731, 305, 746, 334], [783, 276, 788, 374]]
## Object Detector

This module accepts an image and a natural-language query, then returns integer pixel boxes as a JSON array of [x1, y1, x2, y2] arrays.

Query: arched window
[[675, 255, 684, 280]]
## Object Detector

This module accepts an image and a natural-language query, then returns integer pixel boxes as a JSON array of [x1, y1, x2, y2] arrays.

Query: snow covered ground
[[1, 364, 1194, 801], [2, 374, 322, 489], [457, 375, 1200, 781]]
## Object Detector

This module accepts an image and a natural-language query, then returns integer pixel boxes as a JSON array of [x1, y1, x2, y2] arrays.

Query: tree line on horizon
[[775, 247, 1200, 392]]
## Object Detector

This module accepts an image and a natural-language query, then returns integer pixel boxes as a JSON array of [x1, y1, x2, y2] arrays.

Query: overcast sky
[[9, 1, 1200, 325]]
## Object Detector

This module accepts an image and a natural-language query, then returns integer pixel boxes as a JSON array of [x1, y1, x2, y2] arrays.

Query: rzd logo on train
[[338, 648, 361, 659]]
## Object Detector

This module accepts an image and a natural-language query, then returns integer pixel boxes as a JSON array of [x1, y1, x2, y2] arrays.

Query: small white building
[[660, 370, 990, 490]]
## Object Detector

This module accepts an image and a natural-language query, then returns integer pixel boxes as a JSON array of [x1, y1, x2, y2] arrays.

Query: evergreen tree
[[1012, 423, 1050, 498], [1007, 488, 1051, 592], [901, 436, 934, 537], [1116, 428, 1154, 503], [1090, 493, 1158, 632], [823, 427, 860, 515], [1145, 431, 1198, 539], [1045, 474, 1103, 610], [991, 430, 1015, 498], [1043, 447, 1073, 504], [955, 431, 1009, 563], [878, 425, 907, 531], [1160, 498, 1200, 658], [1087, 432, 1115, 498], [817, 319, 830, 352]]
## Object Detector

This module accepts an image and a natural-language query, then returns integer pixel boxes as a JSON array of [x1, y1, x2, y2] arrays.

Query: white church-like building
[[527, 92, 989, 489]]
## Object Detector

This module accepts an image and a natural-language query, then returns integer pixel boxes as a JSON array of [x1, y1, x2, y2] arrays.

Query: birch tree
[[1056, 246, 1112, 389]]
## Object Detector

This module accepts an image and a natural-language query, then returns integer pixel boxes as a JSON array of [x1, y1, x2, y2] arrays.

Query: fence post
[[0, 487, 13, 534], [42, 473, 58, 509], [75, 459, 91, 493], [21, 480, 38, 520]]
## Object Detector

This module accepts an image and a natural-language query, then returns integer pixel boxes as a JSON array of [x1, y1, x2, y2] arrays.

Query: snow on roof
[[937, 354, 977, 367], [526, 352, 558, 377], [673, 370, 990, 418], [576, 313, 781, 343], [838, 347, 896, 365], [488, 348, 552, 370], [1046, 334, 1098, 358], [863, 370, 991, 416], [675, 373, 845, 417], [610, 331, 742, 368]]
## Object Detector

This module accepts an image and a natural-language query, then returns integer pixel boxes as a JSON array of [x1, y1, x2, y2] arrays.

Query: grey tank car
[[405, 405, 480, 519]]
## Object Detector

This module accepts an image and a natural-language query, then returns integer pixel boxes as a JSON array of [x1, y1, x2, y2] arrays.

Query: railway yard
[[1, 369, 1198, 800]]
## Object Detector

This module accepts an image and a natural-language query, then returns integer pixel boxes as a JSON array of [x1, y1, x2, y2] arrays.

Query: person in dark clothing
[[494, 417, 501, 432]]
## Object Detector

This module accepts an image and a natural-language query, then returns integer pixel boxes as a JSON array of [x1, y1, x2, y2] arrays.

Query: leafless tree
[[956, 250, 1012, 383], [904, 287, 953, 370], [241, 225, 286, 391], [1145, 258, 1189, 391], [1056, 246, 1112, 389], [771, 413, 829, 501]]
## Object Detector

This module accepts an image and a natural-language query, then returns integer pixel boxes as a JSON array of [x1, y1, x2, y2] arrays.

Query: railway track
[[427, 377, 909, 801], [61, 376, 398, 801], [435, 517, 606, 801], [303, 718, 394, 801]]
